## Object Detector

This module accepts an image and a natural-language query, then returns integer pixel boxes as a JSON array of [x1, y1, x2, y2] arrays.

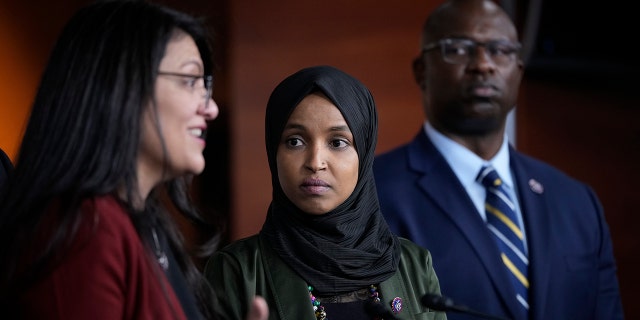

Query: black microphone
[[421, 294, 511, 320], [364, 299, 400, 320]]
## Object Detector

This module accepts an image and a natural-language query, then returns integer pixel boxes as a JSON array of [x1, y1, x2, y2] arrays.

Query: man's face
[[415, 2, 524, 137]]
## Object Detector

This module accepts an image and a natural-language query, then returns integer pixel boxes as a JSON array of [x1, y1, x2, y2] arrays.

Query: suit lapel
[[510, 150, 552, 320], [259, 237, 316, 320], [409, 132, 522, 319]]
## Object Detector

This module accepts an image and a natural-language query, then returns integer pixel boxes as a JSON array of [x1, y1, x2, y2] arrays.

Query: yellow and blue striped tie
[[477, 166, 529, 313]]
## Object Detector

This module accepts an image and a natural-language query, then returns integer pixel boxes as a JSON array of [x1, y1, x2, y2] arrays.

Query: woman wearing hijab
[[205, 65, 446, 320]]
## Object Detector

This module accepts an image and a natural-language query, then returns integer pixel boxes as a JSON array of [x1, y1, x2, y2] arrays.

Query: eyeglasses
[[422, 38, 521, 66], [157, 71, 213, 109]]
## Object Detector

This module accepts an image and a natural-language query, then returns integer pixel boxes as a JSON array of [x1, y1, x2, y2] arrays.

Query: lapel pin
[[528, 179, 544, 194], [391, 297, 403, 314]]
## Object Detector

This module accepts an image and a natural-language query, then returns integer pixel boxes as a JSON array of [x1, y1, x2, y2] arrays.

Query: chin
[[190, 163, 206, 175], [294, 201, 330, 215], [453, 116, 500, 134], [179, 158, 206, 176]]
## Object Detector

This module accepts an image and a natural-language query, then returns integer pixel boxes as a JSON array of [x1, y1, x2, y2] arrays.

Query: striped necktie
[[477, 166, 529, 313]]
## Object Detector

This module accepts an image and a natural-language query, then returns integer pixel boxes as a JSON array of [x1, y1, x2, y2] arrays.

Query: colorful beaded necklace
[[309, 284, 381, 320]]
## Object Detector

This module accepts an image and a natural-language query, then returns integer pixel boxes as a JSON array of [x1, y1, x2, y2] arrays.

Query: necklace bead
[[308, 284, 382, 320], [309, 285, 327, 320], [151, 228, 169, 270]]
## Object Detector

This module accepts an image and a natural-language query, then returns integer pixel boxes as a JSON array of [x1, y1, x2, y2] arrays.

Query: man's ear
[[412, 57, 426, 90]]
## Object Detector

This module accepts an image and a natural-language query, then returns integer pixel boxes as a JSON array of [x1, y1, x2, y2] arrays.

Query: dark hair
[[0, 0, 218, 317], [0, 148, 12, 195]]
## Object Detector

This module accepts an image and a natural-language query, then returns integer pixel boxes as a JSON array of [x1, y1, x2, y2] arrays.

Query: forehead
[[160, 31, 203, 70], [426, 2, 518, 43], [288, 93, 345, 124]]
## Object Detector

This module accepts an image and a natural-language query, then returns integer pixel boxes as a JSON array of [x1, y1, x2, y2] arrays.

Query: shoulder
[[398, 237, 433, 266], [217, 234, 262, 255], [513, 151, 567, 176], [72, 195, 142, 260], [77, 195, 137, 238], [35, 196, 181, 319], [374, 130, 439, 181], [204, 234, 266, 300], [392, 238, 441, 297], [374, 143, 412, 183], [376, 130, 425, 162], [398, 237, 429, 253], [375, 142, 411, 164], [205, 234, 262, 274], [513, 150, 594, 191]]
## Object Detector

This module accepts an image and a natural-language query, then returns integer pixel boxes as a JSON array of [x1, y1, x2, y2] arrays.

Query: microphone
[[364, 299, 400, 320], [421, 294, 511, 320]]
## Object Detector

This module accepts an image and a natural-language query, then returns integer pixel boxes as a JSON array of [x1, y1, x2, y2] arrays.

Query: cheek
[[276, 152, 295, 195], [338, 153, 359, 195], [502, 71, 522, 103], [426, 68, 460, 98], [158, 97, 187, 122], [155, 82, 195, 123], [155, 98, 195, 146], [140, 110, 162, 155]]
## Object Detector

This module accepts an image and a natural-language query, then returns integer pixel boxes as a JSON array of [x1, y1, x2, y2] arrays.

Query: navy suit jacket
[[374, 130, 624, 320]]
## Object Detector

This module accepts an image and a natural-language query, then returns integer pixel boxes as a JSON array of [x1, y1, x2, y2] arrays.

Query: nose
[[201, 97, 219, 120], [467, 46, 496, 73], [305, 144, 326, 172]]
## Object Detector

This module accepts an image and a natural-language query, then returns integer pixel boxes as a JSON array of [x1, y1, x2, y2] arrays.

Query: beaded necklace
[[309, 284, 381, 320], [151, 227, 169, 270]]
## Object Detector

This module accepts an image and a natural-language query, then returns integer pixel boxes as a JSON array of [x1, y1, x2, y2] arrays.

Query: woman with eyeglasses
[[0, 1, 268, 319]]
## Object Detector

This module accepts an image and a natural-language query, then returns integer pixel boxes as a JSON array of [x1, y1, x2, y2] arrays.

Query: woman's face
[[138, 32, 218, 193], [276, 93, 359, 215]]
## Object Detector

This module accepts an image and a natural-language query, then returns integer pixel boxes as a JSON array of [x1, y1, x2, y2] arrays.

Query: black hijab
[[260, 65, 400, 295]]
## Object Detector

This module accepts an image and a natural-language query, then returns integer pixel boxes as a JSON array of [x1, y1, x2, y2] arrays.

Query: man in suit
[[373, 0, 624, 319]]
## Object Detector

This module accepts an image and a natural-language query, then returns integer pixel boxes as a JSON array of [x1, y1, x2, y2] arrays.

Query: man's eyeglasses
[[422, 38, 521, 66], [157, 71, 213, 109]]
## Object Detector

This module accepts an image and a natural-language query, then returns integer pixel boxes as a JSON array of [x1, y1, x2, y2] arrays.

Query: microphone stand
[[422, 294, 512, 320]]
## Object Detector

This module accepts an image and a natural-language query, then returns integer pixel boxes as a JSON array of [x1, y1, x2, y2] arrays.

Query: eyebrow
[[283, 123, 351, 133], [178, 59, 204, 73], [329, 125, 351, 132]]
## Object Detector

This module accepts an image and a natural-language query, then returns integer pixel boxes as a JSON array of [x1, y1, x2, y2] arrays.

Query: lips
[[300, 178, 330, 194], [188, 127, 207, 140], [302, 178, 329, 187], [468, 83, 498, 98]]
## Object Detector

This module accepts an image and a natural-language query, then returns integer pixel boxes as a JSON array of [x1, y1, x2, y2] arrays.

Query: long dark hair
[[0, 0, 219, 317]]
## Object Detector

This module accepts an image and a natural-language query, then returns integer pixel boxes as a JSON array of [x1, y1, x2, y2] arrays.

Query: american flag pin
[[391, 297, 402, 313], [529, 179, 544, 194]]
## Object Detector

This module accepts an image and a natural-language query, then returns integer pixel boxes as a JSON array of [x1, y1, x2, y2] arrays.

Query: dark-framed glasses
[[157, 71, 213, 109], [422, 38, 521, 66]]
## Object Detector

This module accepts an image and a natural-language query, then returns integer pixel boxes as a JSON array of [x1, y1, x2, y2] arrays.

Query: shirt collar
[[424, 122, 512, 189]]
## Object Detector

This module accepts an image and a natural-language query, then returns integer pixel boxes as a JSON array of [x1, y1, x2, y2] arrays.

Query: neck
[[448, 130, 505, 161]]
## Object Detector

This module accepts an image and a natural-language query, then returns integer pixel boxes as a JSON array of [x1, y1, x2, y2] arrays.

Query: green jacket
[[205, 235, 447, 320]]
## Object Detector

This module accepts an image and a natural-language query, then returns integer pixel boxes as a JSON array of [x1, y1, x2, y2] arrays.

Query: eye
[[444, 41, 471, 57], [488, 42, 519, 56], [183, 76, 199, 88], [285, 137, 304, 148], [329, 138, 350, 149]]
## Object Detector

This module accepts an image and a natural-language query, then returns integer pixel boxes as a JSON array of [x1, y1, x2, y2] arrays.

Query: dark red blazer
[[17, 195, 187, 319]]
